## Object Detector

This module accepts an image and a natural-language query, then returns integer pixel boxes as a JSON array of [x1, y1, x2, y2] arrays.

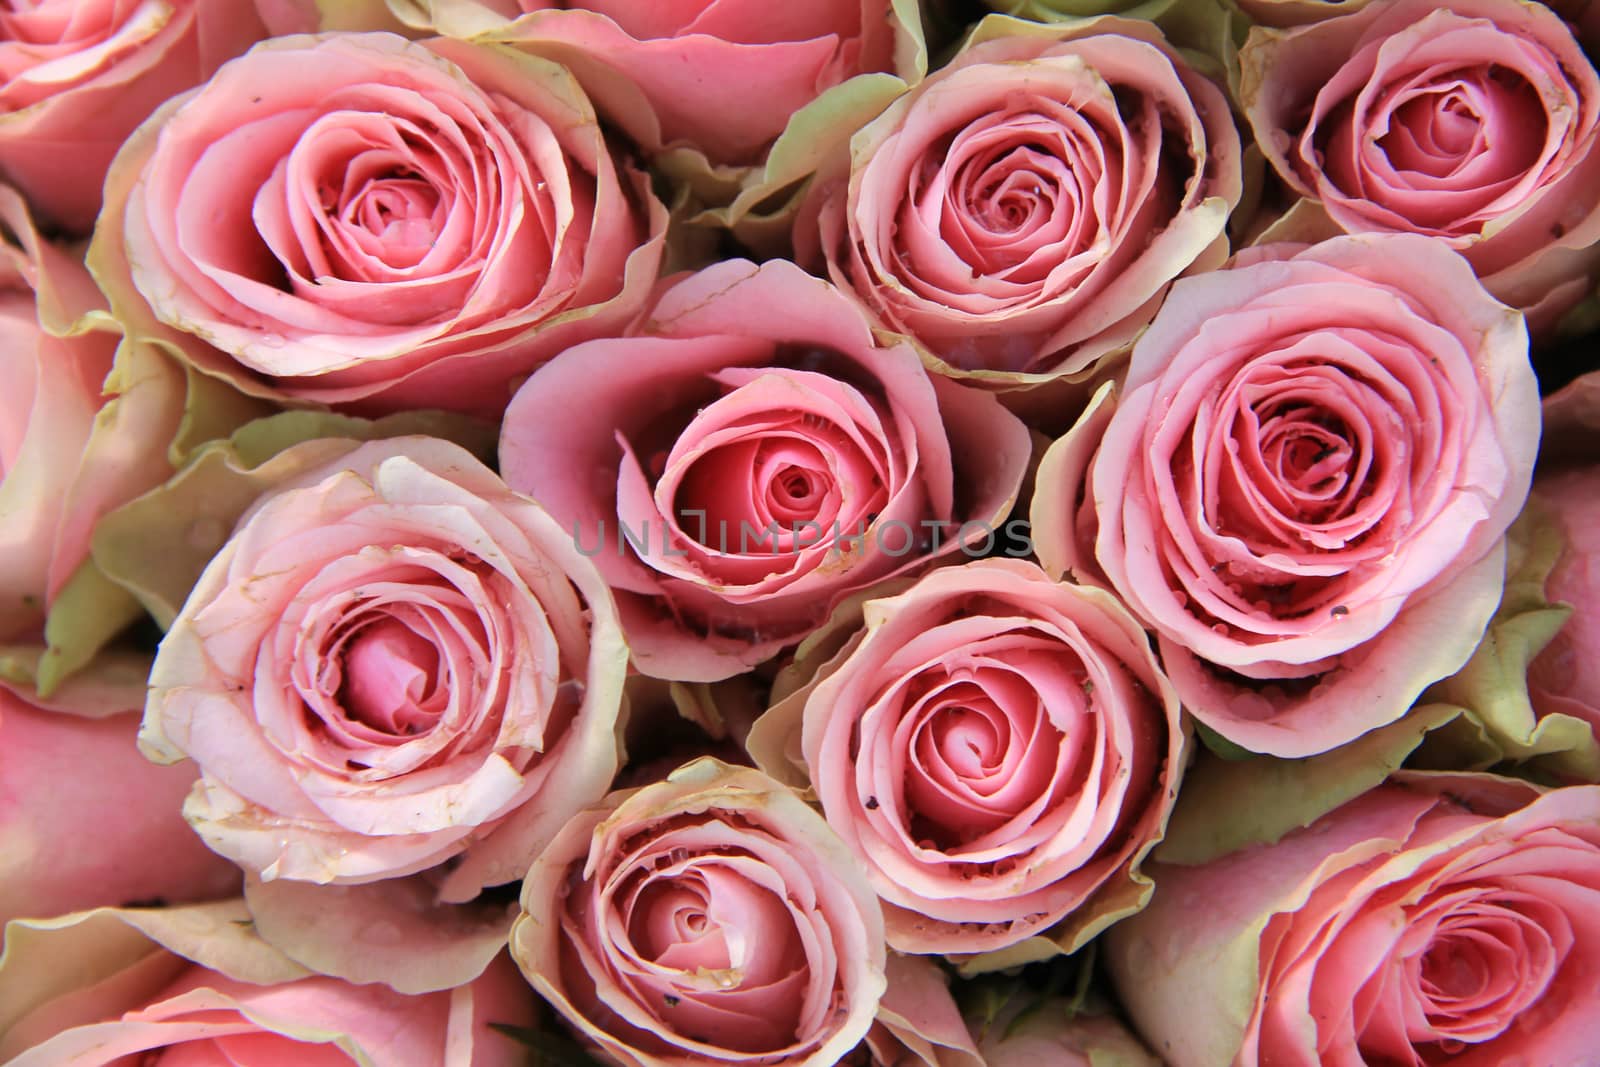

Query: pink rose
[[1034, 235, 1539, 756], [1241, 0, 1600, 323], [0, 0, 270, 233], [2, 903, 535, 1066], [140, 437, 628, 903], [97, 32, 666, 417], [805, 16, 1242, 386], [0, 685, 238, 927], [511, 759, 887, 1067], [418, 0, 903, 165], [1529, 466, 1600, 737], [498, 259, 1031, 682], [1105, 775, 1600, 1066], [0, 185, 177, 642], [750, 559, 1185, 957]]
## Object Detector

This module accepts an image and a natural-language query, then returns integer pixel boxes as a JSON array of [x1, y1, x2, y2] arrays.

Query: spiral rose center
[[1385, 85, 1486, 178], [345, 175, 441, 258], [1257, 404, 1358, 514], [762, 456, 832, 525], [1381, 893, 1566, 1054], [619, 849, 811, 1053], [892, 655, 1086, 852], [673, 422, 881, 555], [966, 146, 1059, 236], [939, 113, 1104, 277], [926, 705, 1004, 779], [1356, 65, 1548, 216], [337, 617, 445, 736]]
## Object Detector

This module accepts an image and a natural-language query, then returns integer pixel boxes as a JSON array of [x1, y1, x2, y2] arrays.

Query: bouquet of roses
[[4, 0, 1600, 1064]]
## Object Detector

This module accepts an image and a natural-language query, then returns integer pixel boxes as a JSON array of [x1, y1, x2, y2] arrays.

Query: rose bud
[[1241, 0, 1600, 327], [1033, 235, 1538, 757], [512, 758, 886, 1067], [1106, 774, 1600, 1066], [750, 558, 1187, 960], [94, 32, 666, 417], [499, 258, 1031, 683], [803, 15, 1242, 390]]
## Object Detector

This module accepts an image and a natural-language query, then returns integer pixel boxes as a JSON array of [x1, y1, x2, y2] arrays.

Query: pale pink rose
[[140, 437, 629, 902], [1529, 466, 1600, 737], [0, 686, 238, 927], [0, 0, 270, 233], [0, 184, 177, 641], [467, 0, 899, 165], [805, 17, 1241, 385], [1032, 235, 1539, 757], [754, 559, 1184, 956], [1105, 775, 1600, 1067], [511, 759, 887, 1067], [99, 32, 666, 417], [498, 259, 1031, 682], [1241, 0, 1600, 322], [6, 942, 535, 1066]]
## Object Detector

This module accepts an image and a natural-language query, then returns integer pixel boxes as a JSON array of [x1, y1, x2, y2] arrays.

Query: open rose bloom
[[807, 14, 1242, 388], [500, 258, 1031, 681], [1034, 234, 1540, 756], [1107, 774, 1600, 1066], [94, 31, 666, 416], [751, 559, 1186, 960], [1242, 0, 1600, 324], [138, 436, 627, 984], [512, 759, 887, 1067]]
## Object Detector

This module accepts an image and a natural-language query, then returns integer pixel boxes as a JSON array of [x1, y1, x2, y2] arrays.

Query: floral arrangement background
[[3, 0, 1600, 1064]]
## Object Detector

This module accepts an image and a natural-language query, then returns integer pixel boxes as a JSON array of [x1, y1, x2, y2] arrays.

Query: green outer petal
[[91, 411, 495, 630], [0, 645, 152, 715], [312, 0, 409, 31], [36, 563, 143, 697], [1421, 503, 1600, 781], [1154, 704, 1460, 866], [964, 6, 1246, 86]]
